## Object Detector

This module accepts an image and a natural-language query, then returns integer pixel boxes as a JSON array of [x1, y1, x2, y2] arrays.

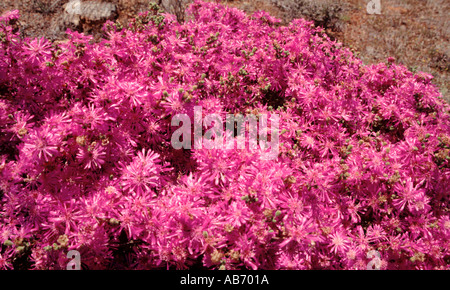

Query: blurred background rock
[[0, 0, 448, 103]]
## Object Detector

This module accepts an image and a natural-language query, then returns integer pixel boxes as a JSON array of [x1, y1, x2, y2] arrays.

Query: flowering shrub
[[0, 1, 449, 270]]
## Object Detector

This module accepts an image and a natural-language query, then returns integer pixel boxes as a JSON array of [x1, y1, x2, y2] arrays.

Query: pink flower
[[366, 224, 387, 243], [76, 142, 106, 170], [328, 229, 351, 255], [0, 251, 13, 270], [22, 37, 52, 65], [393, 178, 426, 212], [22, 127, 59, 162], [71, 103, 115, 131], [278, 215, 318, 248], [0, 0, 448, 270], [116, 80, 148, 107], [8, 111, 34, 139], [120, 149, 169, 195], [223, 200, 251, 228]]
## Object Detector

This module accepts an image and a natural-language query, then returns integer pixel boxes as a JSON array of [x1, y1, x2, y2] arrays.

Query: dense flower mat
[[0, 1, 449, 269]]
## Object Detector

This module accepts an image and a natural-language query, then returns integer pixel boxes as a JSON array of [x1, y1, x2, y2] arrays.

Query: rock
[[63, 0, 116, 26]]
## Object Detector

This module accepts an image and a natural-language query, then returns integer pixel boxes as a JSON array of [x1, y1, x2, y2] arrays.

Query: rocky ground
[[1, 0, 448, 103]]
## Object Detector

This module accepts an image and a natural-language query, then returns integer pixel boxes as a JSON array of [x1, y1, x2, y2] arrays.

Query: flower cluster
[[0, 1, 449, 270]]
